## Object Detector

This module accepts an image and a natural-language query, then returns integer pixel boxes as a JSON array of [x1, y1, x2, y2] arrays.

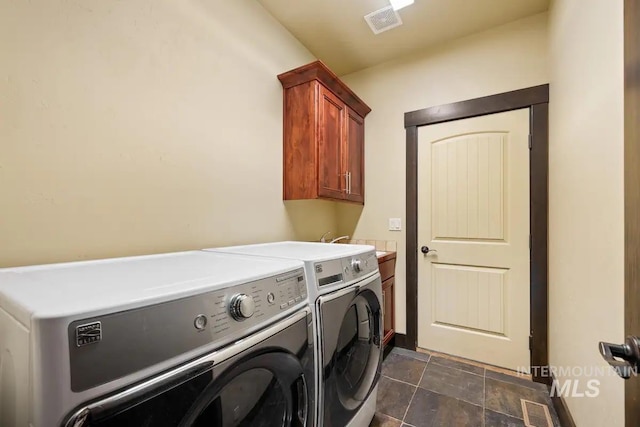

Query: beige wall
[[338, 13, 549, 335], [0, 0, 336, 267], [548, 0, 624, 424]]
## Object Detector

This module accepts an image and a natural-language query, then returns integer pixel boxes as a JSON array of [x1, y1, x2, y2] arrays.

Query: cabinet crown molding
[[278, 60, 372, 118]]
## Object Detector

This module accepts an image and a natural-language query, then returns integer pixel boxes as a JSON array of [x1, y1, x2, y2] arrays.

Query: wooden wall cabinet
[[378, 253, 397, 347], [278, 61, 371, 204]]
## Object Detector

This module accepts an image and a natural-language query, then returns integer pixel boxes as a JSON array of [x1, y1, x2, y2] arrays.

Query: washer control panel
[[67, 267, 307, 392], [206, 268, 306, 335]]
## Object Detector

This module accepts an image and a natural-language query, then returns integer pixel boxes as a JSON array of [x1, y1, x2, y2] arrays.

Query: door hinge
[[528, 134, 532, 150], [529, 334, 533, 350]]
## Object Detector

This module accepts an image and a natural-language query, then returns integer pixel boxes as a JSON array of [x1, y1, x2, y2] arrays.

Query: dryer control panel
[[314, 250, 378, 287], [67, 268, 307, 392]]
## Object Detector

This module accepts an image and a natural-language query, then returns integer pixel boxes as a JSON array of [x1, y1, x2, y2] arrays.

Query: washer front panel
[[67, 268, 306, 392]]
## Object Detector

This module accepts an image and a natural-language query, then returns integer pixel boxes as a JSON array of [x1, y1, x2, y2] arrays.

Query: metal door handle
[[347, 172, 352, 194], [599, 336, 640, 379], [421, 246, 437, 254]]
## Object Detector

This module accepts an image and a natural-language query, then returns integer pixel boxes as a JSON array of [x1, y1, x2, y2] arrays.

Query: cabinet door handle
[[347, 172, 352, 194], [342, 173, 348, 193]]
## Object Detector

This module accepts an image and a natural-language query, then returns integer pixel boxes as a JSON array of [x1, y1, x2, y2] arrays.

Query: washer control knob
[[194, 314, 208, 330], [229, 294, 255, 320], [351, 258, 363, 273], [266, 292, 275, 304]]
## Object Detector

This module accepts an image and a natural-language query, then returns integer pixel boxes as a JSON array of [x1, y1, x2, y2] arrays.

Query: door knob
[[599, 336, 640, 379], [421, 246, 437, 254]]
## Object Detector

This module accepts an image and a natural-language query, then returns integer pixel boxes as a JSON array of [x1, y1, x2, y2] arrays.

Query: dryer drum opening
[[334, 291, 381, 409]]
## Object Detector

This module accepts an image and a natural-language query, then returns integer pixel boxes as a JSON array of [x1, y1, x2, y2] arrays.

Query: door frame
[[400, 84, 550, 384], [625, 0, 640, 424]]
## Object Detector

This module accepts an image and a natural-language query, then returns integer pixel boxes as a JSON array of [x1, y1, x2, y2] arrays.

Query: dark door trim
[[625, 0, 640, 424], [402, 84, 550, 384]]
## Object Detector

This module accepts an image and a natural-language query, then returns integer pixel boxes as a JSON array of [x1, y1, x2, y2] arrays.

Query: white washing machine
[[0, 251, 315, 427], [204, 242, 383, 427]]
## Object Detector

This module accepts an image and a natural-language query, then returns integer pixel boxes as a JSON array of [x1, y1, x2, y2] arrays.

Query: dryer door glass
[[321, 285, 382, 426]]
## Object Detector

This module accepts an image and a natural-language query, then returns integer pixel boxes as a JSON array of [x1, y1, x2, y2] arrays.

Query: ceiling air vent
[[364, 6, 403, 35]]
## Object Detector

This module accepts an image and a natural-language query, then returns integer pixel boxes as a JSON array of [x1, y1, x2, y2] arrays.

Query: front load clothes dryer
[[317, 272, 382, 427]]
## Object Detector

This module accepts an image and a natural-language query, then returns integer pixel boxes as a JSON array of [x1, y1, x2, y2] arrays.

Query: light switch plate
[[388, 218, 402, 231]]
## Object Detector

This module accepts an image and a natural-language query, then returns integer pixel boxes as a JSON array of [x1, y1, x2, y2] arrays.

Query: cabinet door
[[344, 107, 364, 203], [317, 86, 346, 199]]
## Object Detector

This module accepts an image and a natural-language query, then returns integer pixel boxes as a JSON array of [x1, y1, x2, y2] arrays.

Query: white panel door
[[417, 109, 530, 371]]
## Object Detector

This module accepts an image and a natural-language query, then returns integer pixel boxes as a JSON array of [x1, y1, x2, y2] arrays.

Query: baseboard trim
[[383, 337, 394, 360], [393, 333, 414, 350], [550, 374, 577, 427]]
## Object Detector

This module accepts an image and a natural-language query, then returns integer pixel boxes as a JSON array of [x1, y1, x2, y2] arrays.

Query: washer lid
[[0, 251, 304, 325], [205, 241, 375, 262]]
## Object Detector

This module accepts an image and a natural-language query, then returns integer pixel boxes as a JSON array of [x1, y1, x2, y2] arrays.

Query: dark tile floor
[[370, 347, 561, 427]]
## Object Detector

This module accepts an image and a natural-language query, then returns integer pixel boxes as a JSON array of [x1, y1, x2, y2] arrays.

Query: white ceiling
[[258, 0, 550, 75]]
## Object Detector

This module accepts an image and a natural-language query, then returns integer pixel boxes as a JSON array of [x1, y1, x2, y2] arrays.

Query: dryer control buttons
[[266, 292, 275, 304], [194, 314, 208, 330], [351, 258, 363, 273], [229, 294, 256, 320]]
